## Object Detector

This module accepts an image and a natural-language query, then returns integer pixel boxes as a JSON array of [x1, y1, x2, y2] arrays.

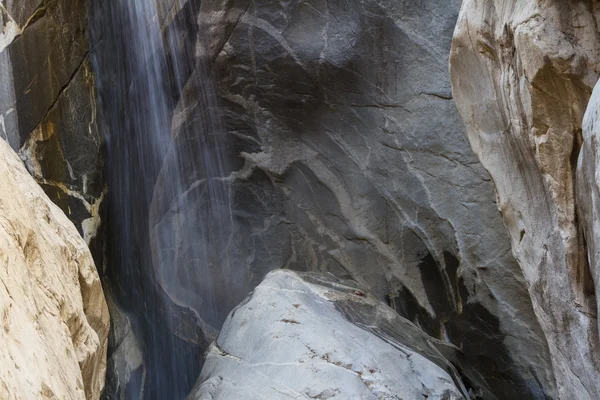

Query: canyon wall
[[149, 0, 558, 397], [1, 1, 130, 398], [7, 0, 600, 398], [450, 0, 600, 398]]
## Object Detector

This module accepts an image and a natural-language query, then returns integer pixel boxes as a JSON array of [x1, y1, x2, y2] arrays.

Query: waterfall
[[91, 0, 235, 397]]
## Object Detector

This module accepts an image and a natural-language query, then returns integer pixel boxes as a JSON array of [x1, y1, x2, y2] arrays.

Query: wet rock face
[[0, 0, 104, 247], [189, 270, 472, 400], [450, 1, 600, 398], [0, 138, 109, 400], [154, 0, 555, 396]]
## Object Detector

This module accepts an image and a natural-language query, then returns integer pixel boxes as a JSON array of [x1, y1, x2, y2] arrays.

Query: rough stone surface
[[189, 270, 475, 400], [151, 0, 555, 397], [0, 138, 110, 399], [450, 1, 600, 398]]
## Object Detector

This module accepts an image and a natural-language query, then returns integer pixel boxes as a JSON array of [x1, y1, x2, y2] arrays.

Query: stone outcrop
[[450, 1, 600, 398], [148, 0, 555, 396], [0, 138, 110, 399], [189, 270, 484, 400]]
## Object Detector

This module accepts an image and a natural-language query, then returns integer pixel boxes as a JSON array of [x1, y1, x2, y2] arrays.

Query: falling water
[[91, 0, 235, 397]]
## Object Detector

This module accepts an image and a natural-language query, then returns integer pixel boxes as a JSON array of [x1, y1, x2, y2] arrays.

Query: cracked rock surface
[[188, 270, 468, 400], [0, 138, 109, 399]]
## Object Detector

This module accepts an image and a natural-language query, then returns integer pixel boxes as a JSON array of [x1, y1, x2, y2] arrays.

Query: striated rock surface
[[450, 1, 600, 398], [0, 138, 109, 399], [148, 0, 555, 397], [189, 270, 482, 400]]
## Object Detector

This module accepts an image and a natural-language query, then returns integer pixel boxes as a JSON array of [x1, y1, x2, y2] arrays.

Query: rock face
[[189, 270, 481, 400], [149, 0, 555, 397], [0, 0, 104, 250], [0, 138, 110, 399], [0, 2, 140, 398], [580, 76, 600, 332], [578, 77, 600, 397], [100, 295, 146, 400], [450, 1, 600, 398]]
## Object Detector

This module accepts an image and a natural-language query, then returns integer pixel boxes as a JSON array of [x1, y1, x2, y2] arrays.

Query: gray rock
[[101, 294, 146, 400], [189, 270, 477, 400], [153, 0, 554, 396], [577, 76, 600, 399]]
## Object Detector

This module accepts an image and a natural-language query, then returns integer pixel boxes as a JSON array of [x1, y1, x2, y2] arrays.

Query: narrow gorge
[[1, 0, 600, 399]]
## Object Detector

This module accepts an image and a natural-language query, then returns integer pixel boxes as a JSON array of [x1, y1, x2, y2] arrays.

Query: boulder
[[189, 270, 481, 400], [0, 138, 110, 399], [450, 1, 600, 397]]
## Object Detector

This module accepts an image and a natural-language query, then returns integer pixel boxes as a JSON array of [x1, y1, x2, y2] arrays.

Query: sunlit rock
[[0, 138, 109, 399]]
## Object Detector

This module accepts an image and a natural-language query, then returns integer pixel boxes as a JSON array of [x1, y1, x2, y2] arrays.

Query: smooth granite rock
[[0, 137, 109, 400], [189, 270, 479, 400], [450, 1, 600, 398]]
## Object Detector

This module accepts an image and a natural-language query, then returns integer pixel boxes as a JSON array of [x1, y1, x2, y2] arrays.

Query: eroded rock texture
[[0, 138, 109, 399], [151, 0, 555, 397], [0, 0, 104, 247], [450, 1, 600, 398], [189, 270, 476, 400]]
